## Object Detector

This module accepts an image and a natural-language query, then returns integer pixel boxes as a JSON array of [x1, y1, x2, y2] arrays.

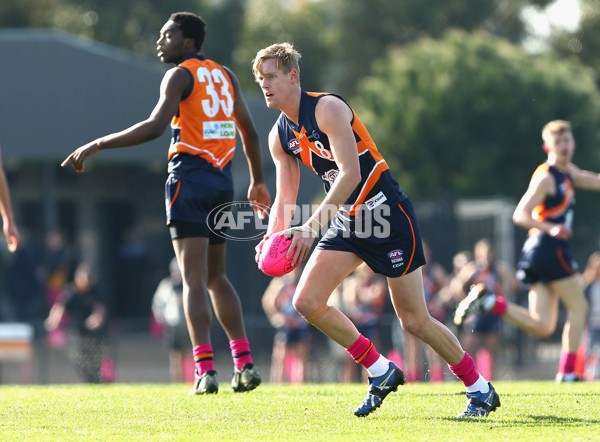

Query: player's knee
[[291, 294, 311, 317], [206, 270, 226, 290], [399, 315, 427, 338], [292, 294, 326, 323], [535, 323, 556, 338], [574, 298, 589, 317]]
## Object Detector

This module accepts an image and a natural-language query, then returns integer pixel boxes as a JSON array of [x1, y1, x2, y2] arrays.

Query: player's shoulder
[[314, 93, 352, 123]]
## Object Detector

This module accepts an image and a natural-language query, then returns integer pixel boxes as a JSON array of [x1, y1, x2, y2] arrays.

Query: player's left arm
[[309, 96, 361, 223], [286, 96, 361, 265], [226, 66, 271, 218], [569, 163, 600, 191]]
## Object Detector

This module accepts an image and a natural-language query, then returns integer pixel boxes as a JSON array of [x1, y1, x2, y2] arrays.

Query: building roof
[[0, 29, 278, 166]]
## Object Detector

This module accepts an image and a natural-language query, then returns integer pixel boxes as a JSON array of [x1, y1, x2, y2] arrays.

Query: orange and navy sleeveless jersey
[[276, 91, 404, 215], [168, 55, 236, 171], [529, 163, 575, 236]]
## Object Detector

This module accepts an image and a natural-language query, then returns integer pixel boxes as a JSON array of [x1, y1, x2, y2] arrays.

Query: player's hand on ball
[[257, 232, 297, 277], [255, 234, 271, 263], [283, 224, 318, 267]]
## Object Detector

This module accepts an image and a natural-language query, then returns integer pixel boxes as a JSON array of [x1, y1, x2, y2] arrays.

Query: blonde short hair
[[542, 120, 572, 143], [252, 42, 301, 79]]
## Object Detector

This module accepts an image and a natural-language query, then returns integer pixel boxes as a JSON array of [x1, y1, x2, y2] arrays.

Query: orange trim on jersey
[[531, 163, 550, 181], [167, 180, 182, 210], [532, 179, 573, 221], [556, 248, 577, 275], [397, 203, 416, 276], [292, 127, 325, 174], [356, 342, 374, 364], [348, 160, 389, 216], [530, 163, 573, 221], [356, 142, 385, 164]]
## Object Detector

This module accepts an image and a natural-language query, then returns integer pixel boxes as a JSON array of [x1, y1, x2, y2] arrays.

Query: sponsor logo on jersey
[[203, 121, 236, 139], [365, 191, 388, 210]]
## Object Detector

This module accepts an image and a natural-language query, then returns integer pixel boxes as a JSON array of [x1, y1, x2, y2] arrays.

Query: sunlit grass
[[0, 381, 599, 441]]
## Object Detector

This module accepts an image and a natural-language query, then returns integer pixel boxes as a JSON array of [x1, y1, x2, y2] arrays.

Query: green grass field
[[0, 381, 599, 441]]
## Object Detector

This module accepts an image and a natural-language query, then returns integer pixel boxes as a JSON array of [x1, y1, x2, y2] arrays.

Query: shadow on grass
[[443, 414, 600, 427]]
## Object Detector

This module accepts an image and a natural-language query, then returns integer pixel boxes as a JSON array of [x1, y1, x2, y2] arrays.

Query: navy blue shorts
[[165, 175, 233, 244], [317, 197, 426, 278], [516, 234, 579, 286]]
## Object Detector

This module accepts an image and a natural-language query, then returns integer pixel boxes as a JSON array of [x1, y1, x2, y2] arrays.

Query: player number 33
[[196, 67, 234, 118]]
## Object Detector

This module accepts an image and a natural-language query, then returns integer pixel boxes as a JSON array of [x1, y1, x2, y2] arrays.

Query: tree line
[[1, 0, 599, 214]]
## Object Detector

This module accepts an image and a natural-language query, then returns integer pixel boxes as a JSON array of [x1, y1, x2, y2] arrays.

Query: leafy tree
[[0, 0, 209, 60], [233, 0, 332, 92], [353, 31, 600, 201], [322, 0, 554, 96], [550, 0, 600, 84], [202, 0, 247, 70]]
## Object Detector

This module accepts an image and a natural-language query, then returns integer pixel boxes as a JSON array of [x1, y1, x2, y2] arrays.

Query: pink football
[[258, 233, 297, 277]]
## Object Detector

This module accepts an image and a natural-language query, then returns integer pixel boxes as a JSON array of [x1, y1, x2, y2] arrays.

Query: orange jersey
[[169, 56, 237, 170]]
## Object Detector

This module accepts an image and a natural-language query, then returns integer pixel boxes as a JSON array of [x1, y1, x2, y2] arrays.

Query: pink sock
[[193, 344, 214, 375], [449, 352, 480, 387], [346, 335, 381, 369], [559, 352, 577, 374], [229, 337, 254, 371], [491, 296, 508, 315]]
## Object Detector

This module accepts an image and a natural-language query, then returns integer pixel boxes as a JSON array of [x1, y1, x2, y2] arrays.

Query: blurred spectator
[[583, 252, 600, 380], [450, 238, 520, 380], [44, 230, 73, 306], [114, 229, 157, 322], [439, 250, 473, 315], [152, 257, 192, 382], [43, 230, 73, 348], [340, 263, 388, 382], [45, 263, 108, 383], [262, 266, 311, 383]]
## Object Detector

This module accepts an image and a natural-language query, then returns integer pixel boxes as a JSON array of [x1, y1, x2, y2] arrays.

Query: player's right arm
[[255, 126, 299, 262], [512, 171, 571, 239], [267, 126, 299, 235], [61, 67, 190, 172]]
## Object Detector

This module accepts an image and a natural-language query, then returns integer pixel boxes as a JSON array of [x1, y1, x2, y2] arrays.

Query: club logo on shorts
[[387, 249, 405, 268]]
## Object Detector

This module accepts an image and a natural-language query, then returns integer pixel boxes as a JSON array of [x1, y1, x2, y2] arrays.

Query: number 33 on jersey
[[169, 56, 237, 170]]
